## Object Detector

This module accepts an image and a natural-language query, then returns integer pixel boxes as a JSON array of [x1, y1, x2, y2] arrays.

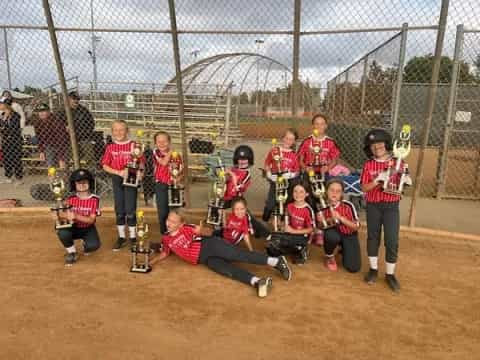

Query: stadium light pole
[[255, 39, 264, 116], [2, 28, 12, 89], [89, 0, 101, 92]]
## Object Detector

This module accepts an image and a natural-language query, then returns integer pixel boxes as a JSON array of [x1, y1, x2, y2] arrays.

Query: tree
[[403, 55, 477, 83]]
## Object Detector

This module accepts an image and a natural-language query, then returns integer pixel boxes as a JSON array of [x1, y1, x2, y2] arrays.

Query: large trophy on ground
[[123, 129, 145, 187], [206, 167, 227, 227], [48, 167, 73, 229], [308, 169, 337, 230], [376, 124, 413, 195], [168, 151, 184, 207], [130, 210, 153, 273]]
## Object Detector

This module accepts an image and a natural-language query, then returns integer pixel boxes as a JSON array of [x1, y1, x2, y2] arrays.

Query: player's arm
[[103, 164, 124, 177], [285, 224, 313, 235], [331, 209, 359, 231], [242, 233, 253, 252]]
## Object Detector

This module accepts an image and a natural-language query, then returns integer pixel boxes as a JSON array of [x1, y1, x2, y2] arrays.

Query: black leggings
[[324, 228, 361, 273], [57, 225, 101, 253], [266, 232, 309, 257], [2, 138, 23, 179], [199, 236, 269, 285], [155, 182, 169, 234], [366, 202, 400, 263], [111, 174, 138, 226]]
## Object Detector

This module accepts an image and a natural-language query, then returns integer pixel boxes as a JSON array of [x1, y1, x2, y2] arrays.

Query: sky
[[0, 0, 478, 94]]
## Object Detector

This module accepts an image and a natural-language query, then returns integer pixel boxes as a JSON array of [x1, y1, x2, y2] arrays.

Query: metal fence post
[[408, 0, 449, 227], [224, 82, 233, 147], [291, 0, 301, 122], [168, 0, 190, 207], [3, 28, 12, 89], [436, 24, 464, 198], [360, 57, 368, 115], [391, 23, 408, 134], [42, 0, 80, 169], [342, 71, 349, 118]]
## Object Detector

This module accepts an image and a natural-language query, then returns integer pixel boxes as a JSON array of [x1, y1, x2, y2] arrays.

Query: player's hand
[[50, 212, 58, 221], [331, 209, 342, 222], [39, 152, 46, 162], [117, 168, 126, 177], [67, 211, 75, 222], [284, 224, 294, 233]]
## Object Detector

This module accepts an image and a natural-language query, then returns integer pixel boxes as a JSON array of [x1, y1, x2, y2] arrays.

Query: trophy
[[272, 175, 289, 232], [309, 129, 325, 170], [130, 210, 153, 273], [308, 169, 337, 230], [206, 167, 227, 227], [123, 129, 145, 187], [48, 167, 73, 230], [376, 124, 413, 195], [270, 138, 283, 175], [168, 151, 184, 207]]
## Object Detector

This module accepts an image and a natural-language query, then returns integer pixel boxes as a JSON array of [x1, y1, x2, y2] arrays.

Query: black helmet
[[363, 128, 392, 158], [70, 168, 95, 192], [34, 103, 50, 112], [233, 145, 254, 167]]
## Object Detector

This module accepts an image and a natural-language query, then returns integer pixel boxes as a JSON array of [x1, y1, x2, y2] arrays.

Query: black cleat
[[256, 277, 272, 298], [129, 238, 137, 249], [274, 255, 292, 281], [64, 252, 78, 266], [112, 237, 127, 251], [385, 274, 401, 293], [364, 268, 378, 284], [293, 246, 308, 266]]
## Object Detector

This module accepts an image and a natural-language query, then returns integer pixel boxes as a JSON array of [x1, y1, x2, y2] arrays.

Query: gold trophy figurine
[[377, 124, 413, 195], [168, 151, 184, 207], [123, 129, 145, 187], [130, 210, 153, 273], [206, 168, 227, 227], [273, 175, 289, 232], [48, 167, 73, 229]]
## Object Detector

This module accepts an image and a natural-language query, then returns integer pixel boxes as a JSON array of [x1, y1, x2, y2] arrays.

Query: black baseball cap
[[34, 103, 50, 112], [68, 91, 80, 100]]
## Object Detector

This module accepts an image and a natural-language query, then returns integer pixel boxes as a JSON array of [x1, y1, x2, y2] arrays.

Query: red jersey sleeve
[[101, 145, 113, 167], [360, 161, 372, 185], [330, 140, 341, 161]]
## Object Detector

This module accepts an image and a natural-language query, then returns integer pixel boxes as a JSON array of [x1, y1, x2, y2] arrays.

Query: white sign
[[125, 94, 135, 108], [455, 111, 471, 123]]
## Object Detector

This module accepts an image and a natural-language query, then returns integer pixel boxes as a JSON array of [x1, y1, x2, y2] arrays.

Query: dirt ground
[[1, 213, 479, 360]]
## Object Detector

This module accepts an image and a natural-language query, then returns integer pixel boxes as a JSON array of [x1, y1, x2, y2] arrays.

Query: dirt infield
[[1, 214, 479, 360]]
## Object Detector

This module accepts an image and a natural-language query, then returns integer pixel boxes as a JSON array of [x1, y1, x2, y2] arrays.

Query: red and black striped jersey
[[153, 149, 183, 185], [101, 140, 145, 171], [286, 202, 315, 230], [224, 167, 251, 201], [360, 157, 404, 203], [66, 194, 100, 228], [264, 147, 300, 175], [162, 224, 202, 265], [297, 135, 340, 170], [321, 200, 359, 235], [223, 213, 253, 245]]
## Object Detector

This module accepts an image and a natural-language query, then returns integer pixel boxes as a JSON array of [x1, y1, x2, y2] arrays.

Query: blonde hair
[[168, 209, 186, 223], [111, 119, 128, 130]]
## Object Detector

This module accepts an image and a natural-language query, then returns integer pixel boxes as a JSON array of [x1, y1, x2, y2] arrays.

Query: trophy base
[[168, 200, 184, 207], [130, 265, 152, 273], [383, 184, 402, 195], [55, 223, 73, 230], [123, 180, 139, 188]]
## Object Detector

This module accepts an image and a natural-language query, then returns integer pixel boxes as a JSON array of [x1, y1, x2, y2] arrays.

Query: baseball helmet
[[363, 128, 392, 158], [233, 145, 254, 166], [70, 168, 95, 192]]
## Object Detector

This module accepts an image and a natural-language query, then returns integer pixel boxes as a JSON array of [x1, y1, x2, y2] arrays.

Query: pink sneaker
[[325, 256, 338, 272]]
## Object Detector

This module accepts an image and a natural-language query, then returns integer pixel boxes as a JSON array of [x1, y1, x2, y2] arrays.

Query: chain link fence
[[0, 0, 479, 234]]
